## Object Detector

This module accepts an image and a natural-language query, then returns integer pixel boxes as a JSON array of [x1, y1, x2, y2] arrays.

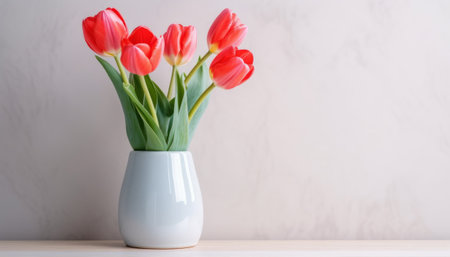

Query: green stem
[[188, 83, 215, 121], [113, 55, 129, 85], [184, 50, 213, 86], [167, 65, 177, 99], [138, 75, 159, 128]]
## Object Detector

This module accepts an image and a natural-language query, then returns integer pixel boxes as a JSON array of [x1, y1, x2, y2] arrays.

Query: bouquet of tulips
[[82, 8, 254, 151]]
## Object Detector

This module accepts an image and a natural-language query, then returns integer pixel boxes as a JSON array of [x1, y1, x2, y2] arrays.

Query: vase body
[[118, 151, 203, 249]]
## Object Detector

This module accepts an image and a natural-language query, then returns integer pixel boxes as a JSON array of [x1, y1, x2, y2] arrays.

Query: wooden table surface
[[1, 240, 450, 257]]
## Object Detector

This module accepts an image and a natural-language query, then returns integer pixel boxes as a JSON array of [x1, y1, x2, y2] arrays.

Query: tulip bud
[[209, 46, 254, 89], [120, 26, 164, 75], [207, 8, 248, 53], [82, 8, 128, 56], [163, 24, 197, 66]]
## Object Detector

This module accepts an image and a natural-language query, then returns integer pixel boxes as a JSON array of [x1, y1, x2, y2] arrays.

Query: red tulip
[[163, 24, 197, 66], [120, 26, 164, 75], [207, 8, 248, 53], [82, 8, 128, 56], [209, 46, 254, 89]]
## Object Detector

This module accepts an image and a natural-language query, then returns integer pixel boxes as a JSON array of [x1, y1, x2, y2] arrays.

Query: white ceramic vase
[[118, 151, 203, 249]]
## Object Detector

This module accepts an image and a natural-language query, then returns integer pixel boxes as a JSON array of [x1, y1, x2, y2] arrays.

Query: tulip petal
[[178, 26, 196, 65], [96, 10, 125, 55], [82, 17, 104, 55], [207, 8, 232, 47], [180, 26, 195, 51], [148, 37, 164, 72], [135, 43, 151, 56], [212, 57, 249, 89], [108, 7, 128, 32], [129, 26, 157, 45], [163, 24, 182, 65], [121, 45, 151, 75], [218, 24, 247, 50], [210, 46, 236, 67], [236, 49, 253, 65], [240, 64, 254, 84]]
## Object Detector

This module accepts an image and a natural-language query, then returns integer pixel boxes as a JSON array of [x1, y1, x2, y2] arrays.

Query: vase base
[[125, 243, 197, 250]]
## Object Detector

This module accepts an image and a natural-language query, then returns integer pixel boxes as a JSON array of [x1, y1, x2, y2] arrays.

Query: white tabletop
[[1, 240, 450, 257]]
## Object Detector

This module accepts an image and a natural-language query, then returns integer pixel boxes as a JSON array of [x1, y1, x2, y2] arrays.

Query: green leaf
[[166, 98, 176, 147], [128, 74, 146, 137], [186, 60, 211, 145], [168, 70, 189, 151], [132, 74, 159, 113], [95, 56, 145, 150], [138, 110, 166, 151], [145, 76, 174, 142], [123, 83, 167, 150]]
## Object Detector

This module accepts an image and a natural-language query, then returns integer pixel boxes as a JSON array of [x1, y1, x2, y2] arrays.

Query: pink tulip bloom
[[121, 26, 164, 75], [82, 8, 128, 56], [163, 24, 197, 66], [207, 8, 247, 53], [210, 46, 254, 89]]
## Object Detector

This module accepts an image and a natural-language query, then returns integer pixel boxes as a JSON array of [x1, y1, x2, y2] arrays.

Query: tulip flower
[[163, 24, 197, 98], [120, 26, 164, 76], [184, 8, 248, 86], [209, 46, 254, 89], [82, 8, 128, 56], [188, 46, 254, 121], [163, 24, 197, 66], [207, 8, 247, 54], [121, 26, 164, 128], [85, 7, 256, 151]]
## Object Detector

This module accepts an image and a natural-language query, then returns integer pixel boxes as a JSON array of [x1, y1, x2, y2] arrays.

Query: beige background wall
[[1, 0, 450, 239]]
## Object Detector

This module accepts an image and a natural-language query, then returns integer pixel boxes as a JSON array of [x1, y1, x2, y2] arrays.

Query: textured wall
[[1, 0, 450, 239]]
